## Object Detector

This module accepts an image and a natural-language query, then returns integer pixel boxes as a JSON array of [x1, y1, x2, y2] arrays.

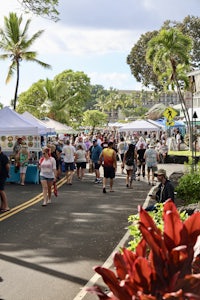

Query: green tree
[[82, 110, 108, 134], [85, 84, 107, 111], [127, 15, 200, 90], [0, 12, 51, 110], [146, 28, 192, 147], [19, 0, 59, 21], [127, 30, 162, 90], [51, 70, 91, 126], [17, 80, 47, 118]]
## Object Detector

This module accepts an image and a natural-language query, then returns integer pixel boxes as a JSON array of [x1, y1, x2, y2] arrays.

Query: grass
[[168, 150, 200, 157]]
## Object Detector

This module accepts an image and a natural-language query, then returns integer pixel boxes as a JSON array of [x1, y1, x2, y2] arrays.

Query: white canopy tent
[[0, 107, 39, 135], [118, 119, 161, 132], [22, 111, 56, 135], [41, 117, 77, 134]]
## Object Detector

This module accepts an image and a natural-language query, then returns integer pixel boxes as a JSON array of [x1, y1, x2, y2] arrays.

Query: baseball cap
[[93, 139, 97, 142]]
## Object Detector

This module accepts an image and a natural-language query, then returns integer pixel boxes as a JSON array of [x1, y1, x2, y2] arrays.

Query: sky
[[0, 0, 199, 106]]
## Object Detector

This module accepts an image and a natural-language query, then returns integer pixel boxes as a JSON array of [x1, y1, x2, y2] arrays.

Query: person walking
[[18, 144, 29, 185], [144, 143, 160, 186], [89, 139, 102, 183], [74, 144, 87, 180], [62, 140, 76, 185], [99, 141, 117, 193], [0, 146, 10, 212], [117, 137, 127, 174], [122, 143, 137, 188], [39, 147, 57, 206], [136, 142, 146, 181]]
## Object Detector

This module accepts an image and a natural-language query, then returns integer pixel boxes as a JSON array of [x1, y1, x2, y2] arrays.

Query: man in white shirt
[[62, 140, 76, 185]]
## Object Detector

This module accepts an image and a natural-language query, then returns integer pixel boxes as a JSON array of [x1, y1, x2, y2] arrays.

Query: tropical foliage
[[19, 0, 59, 21], [82, 110, 108, 133], [0, 12, 51, 110], [146, 28, 192, 147], [88, 200, 200, 299], [127, 15, 200, 90]]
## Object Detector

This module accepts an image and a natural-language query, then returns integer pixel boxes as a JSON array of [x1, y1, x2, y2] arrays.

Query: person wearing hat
[[146, 168, 174, 211], [0, 145, 10, 212], [144, 143, 160, 186], [155, 169, 174, 202]]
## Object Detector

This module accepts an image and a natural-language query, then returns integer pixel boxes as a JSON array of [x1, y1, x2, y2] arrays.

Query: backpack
[[125, 155, 134, 166]]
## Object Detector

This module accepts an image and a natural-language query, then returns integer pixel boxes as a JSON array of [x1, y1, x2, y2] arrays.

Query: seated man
[[145, 168, 174, 211]]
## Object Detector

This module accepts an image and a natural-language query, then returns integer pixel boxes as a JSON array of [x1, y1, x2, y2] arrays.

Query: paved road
[[0, 163, 185, 300]]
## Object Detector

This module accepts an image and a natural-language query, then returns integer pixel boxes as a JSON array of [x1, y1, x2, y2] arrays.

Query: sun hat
[[156, 169, 167, 177], [149, 142, 155, 148]]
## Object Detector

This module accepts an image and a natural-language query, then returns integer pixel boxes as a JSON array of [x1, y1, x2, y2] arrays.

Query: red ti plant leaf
[[89, 200, 200, 300], [94, 266, 132, 300], [138, 206, 167, 259], [174, 274, 200, 298], [135, 238, 147, 258], [193, 255, 200, 274], [163, 201, 184, 251], [183, 212, 200, 247], [86, 285, 112, 299]]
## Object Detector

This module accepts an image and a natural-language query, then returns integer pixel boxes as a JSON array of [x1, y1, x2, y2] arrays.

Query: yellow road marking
[[0, 177, 67, 222]]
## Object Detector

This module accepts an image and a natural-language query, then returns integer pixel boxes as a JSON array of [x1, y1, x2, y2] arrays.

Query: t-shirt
[[39, 157, 56, 178], [102, 148, 115, 167], [0, 152, 9, 179], [62, 145, 76, 163], [75, 149, 86, 162], [145, 149, 158, 168]]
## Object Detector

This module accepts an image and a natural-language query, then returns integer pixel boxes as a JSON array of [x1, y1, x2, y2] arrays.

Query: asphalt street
[[0, 163, 185, 300]]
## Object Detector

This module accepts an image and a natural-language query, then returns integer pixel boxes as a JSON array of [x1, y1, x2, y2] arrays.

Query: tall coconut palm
[[146, 28, 193, 147], [0, 12, 51, 110]]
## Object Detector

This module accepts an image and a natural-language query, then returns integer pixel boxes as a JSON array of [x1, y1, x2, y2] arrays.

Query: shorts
[[94, 162, 101, 170], [147, 166, 157, 173], [76, 162, 86, 169], [0, 178, 6, 190], [20, 166, 27, 173], [103, 166, 115, 179], [65, 162, 75, 171], [125, 164, 134, 170], [40, 176, 54, 181]]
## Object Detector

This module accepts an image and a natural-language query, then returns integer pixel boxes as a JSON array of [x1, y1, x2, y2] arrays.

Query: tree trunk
[[13, 60, 20, 110]]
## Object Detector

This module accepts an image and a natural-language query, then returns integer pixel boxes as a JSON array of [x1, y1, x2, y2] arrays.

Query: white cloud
[[0, 0, 199, 107]]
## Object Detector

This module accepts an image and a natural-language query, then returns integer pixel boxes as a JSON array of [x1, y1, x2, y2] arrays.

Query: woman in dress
[[39, 147, 57, 206], [18, 144, 29, 185]]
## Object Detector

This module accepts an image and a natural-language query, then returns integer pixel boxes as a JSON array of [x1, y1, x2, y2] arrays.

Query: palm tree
[[0, 12, 51, 110], [146, 28, 193, 148]]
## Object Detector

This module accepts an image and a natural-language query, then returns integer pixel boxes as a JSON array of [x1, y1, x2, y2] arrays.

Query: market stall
[[118, 119, 161, 133], [0, 107, 41, 184]]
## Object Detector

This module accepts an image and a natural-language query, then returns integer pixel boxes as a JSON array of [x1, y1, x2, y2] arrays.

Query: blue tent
[[155, 118, 186, 135]]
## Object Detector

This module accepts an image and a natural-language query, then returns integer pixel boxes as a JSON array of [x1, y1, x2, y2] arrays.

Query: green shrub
[[176, 171, 200, 204], [128, 202, 188, 252]]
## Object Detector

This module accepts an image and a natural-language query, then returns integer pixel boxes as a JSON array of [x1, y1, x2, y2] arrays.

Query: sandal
[[0, 208, 10, 213]]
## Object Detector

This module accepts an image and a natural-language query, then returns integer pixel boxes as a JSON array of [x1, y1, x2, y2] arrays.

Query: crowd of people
[[0, 129, 177, 212]]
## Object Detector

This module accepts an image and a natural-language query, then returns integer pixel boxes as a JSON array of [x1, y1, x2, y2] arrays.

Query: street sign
[[163, 107, 177, 120], [166, 120, 175, 126]]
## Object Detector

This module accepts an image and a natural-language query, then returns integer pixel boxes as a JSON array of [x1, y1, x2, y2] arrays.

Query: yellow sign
[[166, 120, 175, 126], [163, 107, 177, 120]]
